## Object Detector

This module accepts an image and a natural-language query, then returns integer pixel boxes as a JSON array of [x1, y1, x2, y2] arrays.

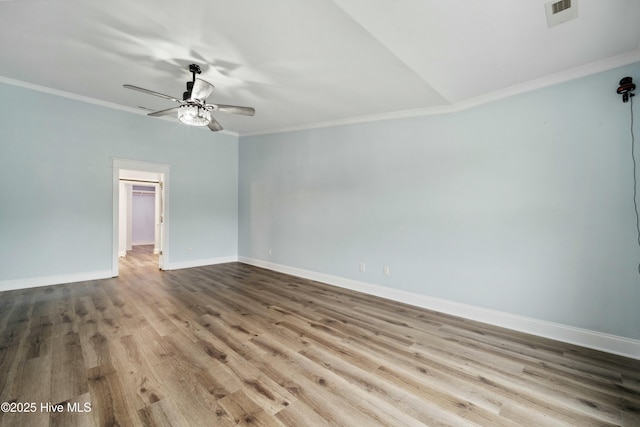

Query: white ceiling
[[1, 0, 639, 136]]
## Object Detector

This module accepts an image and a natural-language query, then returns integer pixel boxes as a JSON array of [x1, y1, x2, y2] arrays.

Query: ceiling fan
[[123, 64, 255, 132]]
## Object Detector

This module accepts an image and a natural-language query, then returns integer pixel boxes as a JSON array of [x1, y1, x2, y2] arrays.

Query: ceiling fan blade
[[148, 107, 180, 117], [208, 116, 223, 132], [208, 104, 255, 116], [191, 78, 214, 101], [123, 84, 181, 103]]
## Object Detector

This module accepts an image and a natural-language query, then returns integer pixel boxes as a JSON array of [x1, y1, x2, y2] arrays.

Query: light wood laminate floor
[[0, 245, 639, 426]]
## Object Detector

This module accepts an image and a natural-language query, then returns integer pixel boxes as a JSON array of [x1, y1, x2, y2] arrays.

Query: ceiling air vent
[[545, 0, 578, 28], [552, 0, 571, 14]]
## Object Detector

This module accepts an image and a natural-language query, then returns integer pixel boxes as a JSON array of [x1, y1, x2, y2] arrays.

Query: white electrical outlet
[[268, 248, 272, 256], [359, 262, 366, 272], [383, 266, 390, 276]]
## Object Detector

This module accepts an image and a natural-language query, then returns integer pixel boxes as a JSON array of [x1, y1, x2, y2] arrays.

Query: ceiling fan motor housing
[[183, 81, 194, 101]]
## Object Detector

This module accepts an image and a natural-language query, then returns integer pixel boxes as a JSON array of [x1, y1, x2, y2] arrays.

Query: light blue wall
[[0, 83, 238, 280], [239, 63, 640, 340], [3, 63, 639, 341]]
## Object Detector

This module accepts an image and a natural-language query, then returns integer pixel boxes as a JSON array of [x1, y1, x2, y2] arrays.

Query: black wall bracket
[[617, 77, 636, 103]]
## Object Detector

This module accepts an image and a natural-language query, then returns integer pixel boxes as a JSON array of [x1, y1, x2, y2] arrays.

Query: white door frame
[[112, 158, 170, 277]]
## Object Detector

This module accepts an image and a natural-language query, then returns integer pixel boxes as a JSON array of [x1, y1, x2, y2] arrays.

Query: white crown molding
[[0, 76, 240, 137], [3, 52, 638, 139], [164, 255, 238, 271], [454, 49, 640, 112], [0, 75, 144, 115], [241, 51, 640, 137], [238, 257, 640, 360], [0, 270, 114, 292]]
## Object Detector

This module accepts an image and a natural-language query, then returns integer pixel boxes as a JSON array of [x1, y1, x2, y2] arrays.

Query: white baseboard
[[4, 257, 638, 360], [0, 254, 239, 291], [238, 257, 640, 361], [165, 255, 238, 271], [0, 270, 114, 293]]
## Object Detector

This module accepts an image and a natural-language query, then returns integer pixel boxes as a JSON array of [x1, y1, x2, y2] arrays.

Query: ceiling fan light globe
[[178, 104, 211, 127]]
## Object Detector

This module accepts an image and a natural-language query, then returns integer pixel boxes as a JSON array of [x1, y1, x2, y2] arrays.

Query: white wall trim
[[238, 257, 640, 360], [3, 256, 638, 359], [241, 51, 640, 137], [112, 158, 170, 277], [0, 270, 114, 293], [0, 255, 236, 291], [165, 256, 238, 271], [0, 76, 239, 137], [0, 75, 144, 114], [2, 54, 637, 139]]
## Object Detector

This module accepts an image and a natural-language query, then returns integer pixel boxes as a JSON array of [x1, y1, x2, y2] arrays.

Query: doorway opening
[[112, 159, 170, 277], [119, 176, 160, 270]]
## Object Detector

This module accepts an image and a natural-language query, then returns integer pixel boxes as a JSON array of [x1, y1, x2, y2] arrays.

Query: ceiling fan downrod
[[184, 63, 202, 101]]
